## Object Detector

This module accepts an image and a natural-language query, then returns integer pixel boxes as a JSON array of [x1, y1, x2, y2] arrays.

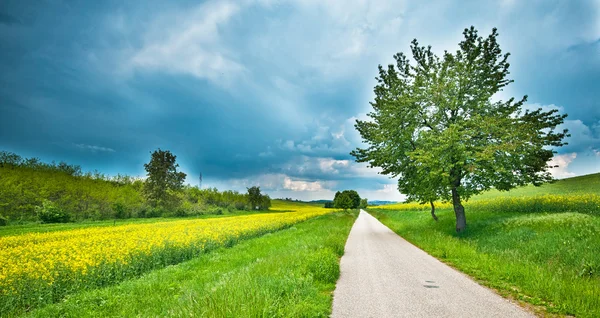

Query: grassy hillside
[[472, 173, 600, 199], [369, 172, 600, 317]]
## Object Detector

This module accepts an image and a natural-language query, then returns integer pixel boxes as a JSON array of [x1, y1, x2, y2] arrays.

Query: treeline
[[0, 151, 270, 224]]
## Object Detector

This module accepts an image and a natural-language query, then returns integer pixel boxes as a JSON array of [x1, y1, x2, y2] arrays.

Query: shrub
[[35, 200, 71, 223], [234, 201, 248, 211], [0, 215, 8, 226], [174, 208, 187, 217], [112, 202, 129, 219]]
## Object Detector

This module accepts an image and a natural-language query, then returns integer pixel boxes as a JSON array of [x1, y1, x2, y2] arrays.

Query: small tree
[[352, 27, 568, 232], [143, 149, 187, 210], [247, 186, 263, 210]]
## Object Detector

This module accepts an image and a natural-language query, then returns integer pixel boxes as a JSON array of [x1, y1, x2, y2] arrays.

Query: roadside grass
[[368, 208, 600, 317], [24, 211, 357, 318]]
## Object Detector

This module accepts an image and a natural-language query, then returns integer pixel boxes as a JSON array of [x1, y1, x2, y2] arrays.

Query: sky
[[1, 0, 599, 201]]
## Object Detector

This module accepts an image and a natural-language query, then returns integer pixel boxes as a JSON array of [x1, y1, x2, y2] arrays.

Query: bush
[[234, 201, 248, 211], [0, 215, 8, 226], [112, 202, 129, 219], [174, 208, 187, 217], [145, 207, 163, 218], [35, 200, 71, 223]]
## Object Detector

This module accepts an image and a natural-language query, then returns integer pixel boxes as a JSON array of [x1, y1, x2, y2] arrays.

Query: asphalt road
[[331, 210, 533, 318]]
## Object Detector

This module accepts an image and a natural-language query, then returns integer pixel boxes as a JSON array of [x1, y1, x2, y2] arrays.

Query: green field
[[23, 211, 356, 317], [472, 173, 600, 199], [369, 173, 600, 317]]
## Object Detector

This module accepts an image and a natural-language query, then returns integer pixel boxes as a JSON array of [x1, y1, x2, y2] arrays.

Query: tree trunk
[[451, 187, 466, 232], [429, 200, 438, 221]]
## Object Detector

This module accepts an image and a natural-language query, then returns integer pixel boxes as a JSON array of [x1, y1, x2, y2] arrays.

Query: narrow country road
[[331, 210, 533, 318]]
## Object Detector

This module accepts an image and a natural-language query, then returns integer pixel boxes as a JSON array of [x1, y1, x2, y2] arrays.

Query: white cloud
[[283, 176, 325, 191], [74, 144, 116, 153], [548, 153, 577, 179], [129, 1, 245, 85], [358, 183, 407, 202], [224, 172, 337, 192]]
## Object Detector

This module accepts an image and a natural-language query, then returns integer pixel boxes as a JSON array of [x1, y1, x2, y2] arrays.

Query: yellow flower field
[[0, 203, 333, 313]]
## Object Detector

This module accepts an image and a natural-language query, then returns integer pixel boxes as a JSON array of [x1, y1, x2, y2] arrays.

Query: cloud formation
[[0, 0, 598, 200]]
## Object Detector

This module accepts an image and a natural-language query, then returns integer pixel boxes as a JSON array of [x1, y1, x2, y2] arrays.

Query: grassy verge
[[24, 212, 357, 318], [368, 208, 600, 317]]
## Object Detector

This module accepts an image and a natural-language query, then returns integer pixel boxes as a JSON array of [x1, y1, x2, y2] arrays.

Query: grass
[[1, 201, 336, 316], [368, 173, 600, 317], [473, 173, 600, 199], [23, 211, 357, 318]]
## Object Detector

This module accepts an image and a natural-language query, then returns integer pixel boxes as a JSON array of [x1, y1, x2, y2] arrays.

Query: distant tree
[[334, 192, 354, 210], [260, 194, 272, 210], [359, 198, 368, 209], [0, 151, 22, 167], [351, 27, 568, 232], [334, 191, 341, 203], [345, 190, 361, 208], [143, 149, 186, 209], [324, 201, 334, 208], [247, 186, 266, 210]]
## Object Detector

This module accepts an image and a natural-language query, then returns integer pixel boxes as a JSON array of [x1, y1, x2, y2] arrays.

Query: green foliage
[[186, 186, 251, 210], [143, 149, 186, 209], [324, 201, 334, 208], [247, 186, 271, 210], [333, 190, 361, 209], [111, 202, 129, 219], [334, 193, 354, 210], [0, 150, 269, 223], [359, 198, 368, 209], [352, 27, 568, 231], [0, 159, 145, 221], [35, 200, 71, 224], [0, 215, 7, 226]]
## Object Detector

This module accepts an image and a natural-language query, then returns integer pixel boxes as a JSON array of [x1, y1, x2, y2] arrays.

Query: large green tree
[[351, 27, 568, 232], [143, 149, 186, 209]]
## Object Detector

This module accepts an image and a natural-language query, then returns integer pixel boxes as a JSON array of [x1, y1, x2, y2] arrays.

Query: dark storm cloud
[[1, 0, 598, 200]]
